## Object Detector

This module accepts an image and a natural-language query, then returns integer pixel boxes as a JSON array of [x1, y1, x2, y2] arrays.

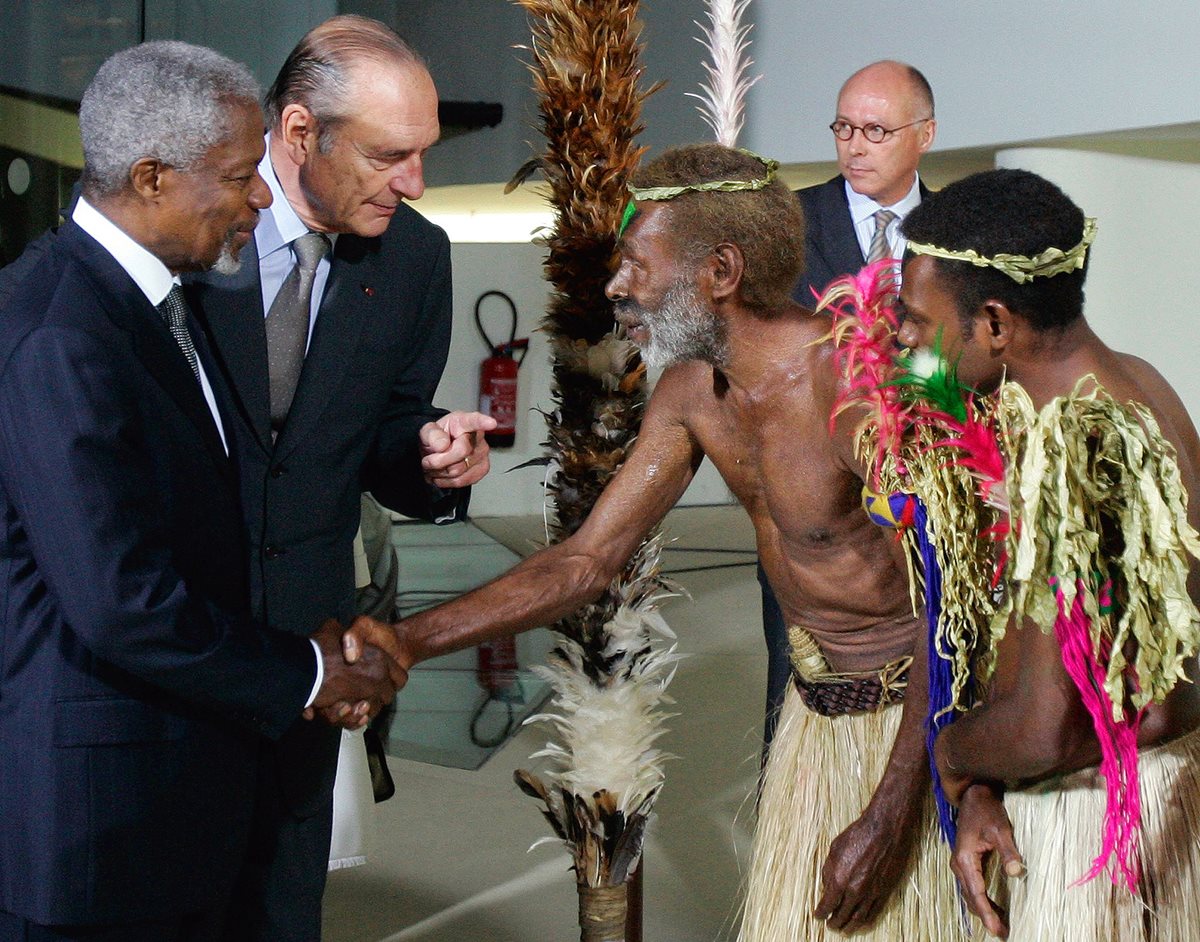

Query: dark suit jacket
[[186, 203, 462, 814], [794, 175, 930, 305], [0, 222, 316, 925]]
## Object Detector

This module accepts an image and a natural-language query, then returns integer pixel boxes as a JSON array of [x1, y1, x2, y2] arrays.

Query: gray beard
[[211, 238, 243, 276], [638, 278, 729, 370]]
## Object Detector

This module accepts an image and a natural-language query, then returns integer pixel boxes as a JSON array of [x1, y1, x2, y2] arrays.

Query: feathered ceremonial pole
[[507, 2, 674, 940]]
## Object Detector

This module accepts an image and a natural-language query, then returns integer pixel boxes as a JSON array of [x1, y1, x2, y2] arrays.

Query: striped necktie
[[867, 209, 897, 264]]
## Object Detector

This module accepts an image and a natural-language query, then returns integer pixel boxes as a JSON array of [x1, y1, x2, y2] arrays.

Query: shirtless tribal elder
[[349, 144, 964, 939]]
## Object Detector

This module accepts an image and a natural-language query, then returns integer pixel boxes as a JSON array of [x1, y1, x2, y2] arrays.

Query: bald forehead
[[838, 61, 929, 116], [344, 55, 432, 94]]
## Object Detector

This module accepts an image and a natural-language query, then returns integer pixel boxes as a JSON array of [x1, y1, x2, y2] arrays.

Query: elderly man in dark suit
[[185, 16, 493, 942], [0, 41, 396, 942], [759, 62, 937, 753]]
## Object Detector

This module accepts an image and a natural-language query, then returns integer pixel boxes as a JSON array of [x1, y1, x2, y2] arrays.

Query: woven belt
[[791, 668, 908, 717], [787, 624, 911, 717]]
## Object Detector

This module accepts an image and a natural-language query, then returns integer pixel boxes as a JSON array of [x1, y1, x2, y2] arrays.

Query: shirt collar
[[72, 196, 178, 306], [257, 133, 338, 258], [845, 173, 924, 227]]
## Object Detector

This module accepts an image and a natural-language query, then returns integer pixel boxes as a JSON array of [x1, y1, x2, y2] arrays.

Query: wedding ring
[[464, 456, 471, 469]]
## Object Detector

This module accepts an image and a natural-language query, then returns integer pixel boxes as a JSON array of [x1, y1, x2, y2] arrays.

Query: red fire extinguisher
[[475, 291, 528, 449], [471, 633, 521, 747], [476, 636, 520, 697]]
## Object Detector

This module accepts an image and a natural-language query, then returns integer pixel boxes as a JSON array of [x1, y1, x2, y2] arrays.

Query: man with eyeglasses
[[757, 61, 939, 763], [798, 60, 937, 305]]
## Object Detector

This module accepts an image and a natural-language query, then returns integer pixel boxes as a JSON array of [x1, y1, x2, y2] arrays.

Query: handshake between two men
[[305, 617, 412, 728]]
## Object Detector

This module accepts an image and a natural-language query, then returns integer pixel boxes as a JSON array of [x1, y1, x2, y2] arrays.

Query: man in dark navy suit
[[0, 42, 398, 941], [757, 62, 939, 754], [185, 17, 494, 942]]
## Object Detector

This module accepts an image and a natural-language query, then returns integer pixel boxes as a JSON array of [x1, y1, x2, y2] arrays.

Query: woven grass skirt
[[996, 724, 1200, 942], [739, 682, 972, 941]]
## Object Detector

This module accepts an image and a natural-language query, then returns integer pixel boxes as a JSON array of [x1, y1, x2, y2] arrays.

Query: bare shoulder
[[789, 309, 859, 461], [1115, 352, 1200, 470], [629, 362, 708, 457]]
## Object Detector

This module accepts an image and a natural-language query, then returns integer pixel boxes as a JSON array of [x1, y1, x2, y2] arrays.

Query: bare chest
[[690, 389, 861, 543]]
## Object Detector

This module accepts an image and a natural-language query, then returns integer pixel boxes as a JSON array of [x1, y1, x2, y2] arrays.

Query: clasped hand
[[305, 617, 410, 729]]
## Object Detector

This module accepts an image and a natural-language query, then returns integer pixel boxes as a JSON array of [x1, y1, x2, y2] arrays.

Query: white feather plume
[[686, 0, 762, 148], [525, 604, 683, 816]]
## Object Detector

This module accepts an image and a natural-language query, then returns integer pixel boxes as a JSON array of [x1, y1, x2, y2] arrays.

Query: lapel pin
[[362, 285, 375, 297]]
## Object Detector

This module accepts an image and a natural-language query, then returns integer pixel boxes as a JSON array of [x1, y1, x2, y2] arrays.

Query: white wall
[[433, 243, 553, 518], [434, 243, 730, 517], [363, 2, 1200, 184], [747, 0, 1200, 163], [993, 148, 1200, 429]]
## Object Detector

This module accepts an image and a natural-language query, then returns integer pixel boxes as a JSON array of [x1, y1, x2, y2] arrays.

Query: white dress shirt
[[845, 174, 924, 262], [72, 197, 228, 454]]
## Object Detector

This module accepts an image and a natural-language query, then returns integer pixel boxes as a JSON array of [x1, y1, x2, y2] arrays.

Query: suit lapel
[[185, 239, 274, 454], [822, 177, 867, 275], [64, 225, 231, 471], [271, 233, 373, 460]]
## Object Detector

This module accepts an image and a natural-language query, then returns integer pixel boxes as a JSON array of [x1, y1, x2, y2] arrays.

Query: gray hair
[[264, 14, 423, 153], [79, 40, 262, 197]]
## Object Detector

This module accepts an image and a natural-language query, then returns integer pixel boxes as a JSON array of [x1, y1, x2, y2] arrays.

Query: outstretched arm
[[352, 373, 704, 671]]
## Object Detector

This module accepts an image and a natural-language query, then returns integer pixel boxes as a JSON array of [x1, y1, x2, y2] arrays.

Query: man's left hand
[[813, 798, 920, 932], [952, 782, 1022, 940], [420, 411, 496, 488]]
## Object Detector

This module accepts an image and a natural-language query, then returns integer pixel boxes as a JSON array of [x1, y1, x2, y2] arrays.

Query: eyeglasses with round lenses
[[829, 118, 931, 144]]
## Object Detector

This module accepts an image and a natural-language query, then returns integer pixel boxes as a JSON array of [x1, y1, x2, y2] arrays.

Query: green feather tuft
[[885, 330, 971, 422], [618, 199, 637, 237]]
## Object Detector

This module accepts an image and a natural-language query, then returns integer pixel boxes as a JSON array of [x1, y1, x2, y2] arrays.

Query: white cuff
[[305, 638, 324, 709]]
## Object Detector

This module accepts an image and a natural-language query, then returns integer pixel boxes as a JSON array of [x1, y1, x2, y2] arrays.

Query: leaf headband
[[906, 217, 1098, 285], [619, 149, 780, 236]]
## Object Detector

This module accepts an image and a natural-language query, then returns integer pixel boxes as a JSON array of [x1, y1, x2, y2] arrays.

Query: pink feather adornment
[[1053, 578, 1144, 892], [818, 260, 908, 484], [927, 399, 1009, 514]]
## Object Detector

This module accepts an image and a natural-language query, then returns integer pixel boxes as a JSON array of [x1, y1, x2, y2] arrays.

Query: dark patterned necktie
[[266, 231, 330, 433], [157, 285, 200, 382], [867, 208, 897, 264]]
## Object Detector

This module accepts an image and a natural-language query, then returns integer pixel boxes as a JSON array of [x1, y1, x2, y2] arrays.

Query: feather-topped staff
[[508, 2, 673, 939], [686, 0, 761, 147]]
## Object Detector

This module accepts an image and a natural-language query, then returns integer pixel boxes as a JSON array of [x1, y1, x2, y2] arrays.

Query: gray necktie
[[266, 231, 329, 433], [158, 285, 200, 382], [867, 209, 897, 264]]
